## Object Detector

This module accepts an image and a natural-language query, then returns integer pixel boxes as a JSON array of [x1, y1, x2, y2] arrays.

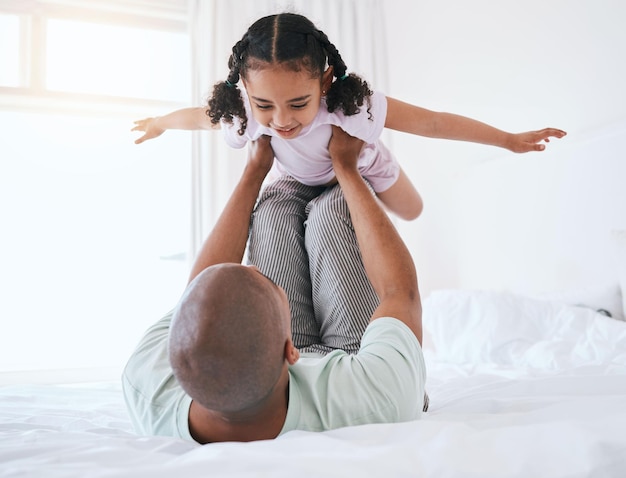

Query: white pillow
[[422, 289, 626, 369], [613, 229, 626, 319], [536, 283, 624, 322]]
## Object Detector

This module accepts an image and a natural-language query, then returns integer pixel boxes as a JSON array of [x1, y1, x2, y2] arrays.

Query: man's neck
[[188, 370, 290, 443]]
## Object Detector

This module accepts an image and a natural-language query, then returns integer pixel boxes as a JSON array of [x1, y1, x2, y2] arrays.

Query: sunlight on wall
[[0, 111, 191, 374], [0, 3, 193, 380]]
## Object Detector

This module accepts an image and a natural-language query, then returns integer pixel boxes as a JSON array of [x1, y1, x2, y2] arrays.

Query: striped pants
[[246, 176, 379, 355], [247, 176, 430, 412]]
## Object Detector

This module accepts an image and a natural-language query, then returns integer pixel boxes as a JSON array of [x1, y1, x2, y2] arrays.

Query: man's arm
[[187, 136, 273, 283], [328, 126, 422, 343]]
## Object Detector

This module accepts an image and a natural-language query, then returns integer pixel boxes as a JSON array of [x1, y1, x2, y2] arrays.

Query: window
[[45, 18, 189, 101], [0, 0, 192, 382], [0, 13, 20, 87]]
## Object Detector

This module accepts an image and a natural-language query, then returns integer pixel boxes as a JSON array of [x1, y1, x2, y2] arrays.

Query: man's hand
[[327, 126, 422, 343], [247, 135, 274, 177], [329, 126, 364, 173]]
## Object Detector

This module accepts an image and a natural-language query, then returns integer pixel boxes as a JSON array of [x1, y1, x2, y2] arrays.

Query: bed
[[2, 283, 626, 478], [4, 119, 626, 477]]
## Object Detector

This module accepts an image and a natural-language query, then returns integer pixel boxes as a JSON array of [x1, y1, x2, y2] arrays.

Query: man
[[122, 127, 427, 443]]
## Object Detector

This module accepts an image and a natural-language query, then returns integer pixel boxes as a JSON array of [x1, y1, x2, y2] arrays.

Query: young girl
[[132, 12, 565, 221]]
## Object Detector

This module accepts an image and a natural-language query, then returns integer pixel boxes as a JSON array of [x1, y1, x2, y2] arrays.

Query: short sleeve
[[356, 318, 427, 419], [334, 91, 387, 145]]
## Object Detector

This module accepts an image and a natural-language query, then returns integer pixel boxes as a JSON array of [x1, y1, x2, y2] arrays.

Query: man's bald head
[[169, 263, 291, 414]]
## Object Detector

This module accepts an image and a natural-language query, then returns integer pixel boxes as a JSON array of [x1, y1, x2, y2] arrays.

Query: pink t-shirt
[[221, 90, 400, 193]]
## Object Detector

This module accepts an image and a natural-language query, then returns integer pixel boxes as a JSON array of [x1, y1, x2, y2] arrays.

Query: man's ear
[[284, 339, 300, 365]]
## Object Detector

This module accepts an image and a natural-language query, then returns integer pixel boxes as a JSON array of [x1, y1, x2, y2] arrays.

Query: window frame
[[0, 0, 189, 116]]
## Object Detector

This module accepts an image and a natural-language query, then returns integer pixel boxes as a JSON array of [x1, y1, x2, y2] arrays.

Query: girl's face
[[243, 64, 332, 140]]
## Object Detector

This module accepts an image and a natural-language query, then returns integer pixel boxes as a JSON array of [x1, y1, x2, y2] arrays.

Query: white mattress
[[2, 289, 626, 477]]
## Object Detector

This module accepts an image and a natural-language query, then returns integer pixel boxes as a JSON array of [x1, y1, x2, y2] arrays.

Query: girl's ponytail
[[207, 38, 249, 135], [314, 29, 373, 117]]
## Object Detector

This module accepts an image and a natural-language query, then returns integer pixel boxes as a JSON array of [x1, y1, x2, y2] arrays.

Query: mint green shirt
[[281, 318, 427, 433], [122, 310, 194, 441], [122, 313, 426, 441]]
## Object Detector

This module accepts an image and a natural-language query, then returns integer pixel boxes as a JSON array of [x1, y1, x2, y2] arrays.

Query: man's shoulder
[[361, 316, 419, 347], [282, 317, 426, 434], [291, 317, 422, 387], [292, 318, 419, 370], [358, 317, 425, 392]]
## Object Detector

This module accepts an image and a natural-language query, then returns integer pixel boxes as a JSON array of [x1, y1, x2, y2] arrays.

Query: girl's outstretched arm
[[132, 107, 218, 144], [384, 96, 566, 153]]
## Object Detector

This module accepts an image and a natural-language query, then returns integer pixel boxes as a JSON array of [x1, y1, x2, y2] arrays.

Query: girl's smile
[[271, 124, 300, 139]]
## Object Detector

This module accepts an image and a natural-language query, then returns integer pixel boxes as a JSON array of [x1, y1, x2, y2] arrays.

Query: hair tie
[[225, 80, 236, 88], [340, 74, 348, 81]]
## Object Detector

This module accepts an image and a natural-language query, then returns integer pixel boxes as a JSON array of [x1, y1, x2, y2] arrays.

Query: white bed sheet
[[2, 290, 626, 478]]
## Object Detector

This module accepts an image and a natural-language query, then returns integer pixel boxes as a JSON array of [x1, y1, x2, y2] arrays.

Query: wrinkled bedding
[[2, 290, 626, 478]]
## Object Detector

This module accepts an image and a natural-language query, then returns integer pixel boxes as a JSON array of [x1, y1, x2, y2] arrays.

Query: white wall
[[384, 0, 626, 296]]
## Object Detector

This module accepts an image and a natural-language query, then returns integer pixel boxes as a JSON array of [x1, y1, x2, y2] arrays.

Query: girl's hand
[[132, 117, 165, 144], [508, 128, 567, 153]]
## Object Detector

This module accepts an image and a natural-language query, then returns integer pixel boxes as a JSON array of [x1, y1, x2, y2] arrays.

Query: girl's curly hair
[[207, 13, 373, 135]]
